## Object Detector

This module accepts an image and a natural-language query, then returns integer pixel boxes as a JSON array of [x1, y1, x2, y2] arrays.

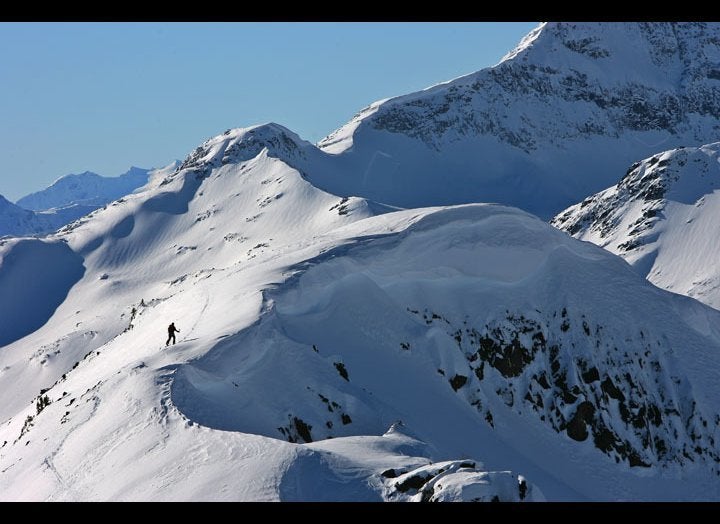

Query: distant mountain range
[[17, 167, 151, 211], [0, 165, 181, 238]]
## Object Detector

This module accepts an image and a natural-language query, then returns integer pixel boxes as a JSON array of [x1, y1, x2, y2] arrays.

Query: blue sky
[[0, 22, 537, 201]]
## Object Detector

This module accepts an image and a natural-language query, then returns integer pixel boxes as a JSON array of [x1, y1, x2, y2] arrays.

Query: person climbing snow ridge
[[166, 322, 180, 346]]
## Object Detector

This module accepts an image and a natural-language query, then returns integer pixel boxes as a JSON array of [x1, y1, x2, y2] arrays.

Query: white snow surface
[[553, 143, 720, 310], [1, 127, 720, 501]]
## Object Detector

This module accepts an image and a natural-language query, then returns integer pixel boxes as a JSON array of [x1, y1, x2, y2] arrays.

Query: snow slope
[[17, 167, 152, 211], [552, 143, 720, 310], [1, 125, 720, 501], [309, 22, 720, 218]]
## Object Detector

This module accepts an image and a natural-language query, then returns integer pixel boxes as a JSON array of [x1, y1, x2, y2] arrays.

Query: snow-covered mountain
[[552, 143, 720, 310], [2, 124, 720, 501], [17, 167, 152, 211], [304, 22, 720, 219]]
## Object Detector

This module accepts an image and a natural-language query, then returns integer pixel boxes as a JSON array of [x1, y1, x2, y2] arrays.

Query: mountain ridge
[[552, 142, 720, 310]]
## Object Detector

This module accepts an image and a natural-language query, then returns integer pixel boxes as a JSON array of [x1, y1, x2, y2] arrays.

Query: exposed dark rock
[[582, 367, 600, 383], [485, 411, 494, 428], [395, 473, 433, 493], [334, 362, 349, 381], [601, 377, 625, 401], [292, 417, 313, 443], [449, 374, 468, 391], [566, 401, 596, 441]]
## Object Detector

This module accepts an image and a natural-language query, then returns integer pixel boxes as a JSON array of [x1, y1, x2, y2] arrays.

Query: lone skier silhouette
[[166, 322, 180, 346]]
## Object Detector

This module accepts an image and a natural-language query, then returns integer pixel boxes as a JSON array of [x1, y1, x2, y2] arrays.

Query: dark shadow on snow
[[0, 239, 85, 348]]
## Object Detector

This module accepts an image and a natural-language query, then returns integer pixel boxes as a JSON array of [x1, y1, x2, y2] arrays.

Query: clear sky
[[0, 22, 538, 202]]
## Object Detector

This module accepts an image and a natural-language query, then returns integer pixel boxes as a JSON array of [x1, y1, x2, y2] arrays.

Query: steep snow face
[[0, 239, 85, 348], [17, 167, 151, 211], [314, 22, 720, 218], [552, 143, 720, 310]]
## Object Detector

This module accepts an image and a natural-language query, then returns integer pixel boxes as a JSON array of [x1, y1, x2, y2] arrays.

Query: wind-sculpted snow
[[171, 204, 720, 500], [553, 143, 720, 309]]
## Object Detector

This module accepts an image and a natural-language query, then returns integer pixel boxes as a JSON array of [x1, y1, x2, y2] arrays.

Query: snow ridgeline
[[173, 201, 720, 493], [17, 167, 152, 211]]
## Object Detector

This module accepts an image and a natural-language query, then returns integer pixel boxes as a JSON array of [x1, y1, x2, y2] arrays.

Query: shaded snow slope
[[311, 22, 720, 218], [1, 125, 720, 500], [553, 143, 720, 310], [0, 239, 85, 348]]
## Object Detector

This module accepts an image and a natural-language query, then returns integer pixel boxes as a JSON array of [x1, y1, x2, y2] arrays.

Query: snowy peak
[[0, 194, 16, 211], [553, 143, 720, 247], [502, 22, 720, 86], [616, 144, 720, 206], [365, 21, 720, 148], [1, 166, 154, 238], [552, 143, 720, 309], [177, 123, 314, 177]]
